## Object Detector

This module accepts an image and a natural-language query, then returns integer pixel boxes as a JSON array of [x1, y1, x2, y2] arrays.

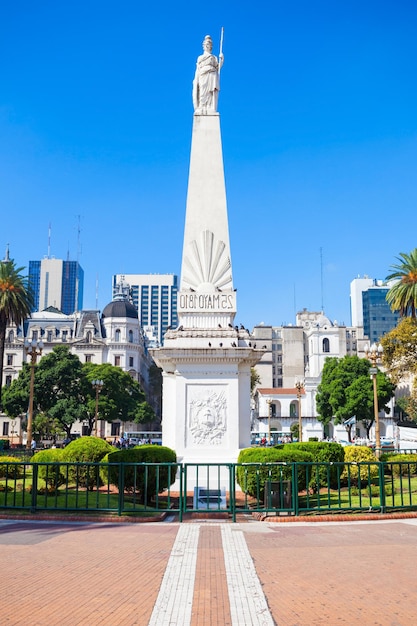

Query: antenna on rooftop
[[75, 215, 82, 312], [47, 223, 52, 258], [320, 247, 324, 313], [95, 273, 99, 310]]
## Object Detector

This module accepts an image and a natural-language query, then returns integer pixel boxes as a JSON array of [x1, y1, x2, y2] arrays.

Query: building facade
[[350, 276, 398, 343], [29, 258, 84, 314], [251, 310, 395, 443], [0, 291, 157, 445], [112, 274, 178, 346]]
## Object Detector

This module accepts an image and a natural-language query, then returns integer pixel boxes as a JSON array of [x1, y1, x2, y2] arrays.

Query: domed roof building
[[102, 298, 138, 320]]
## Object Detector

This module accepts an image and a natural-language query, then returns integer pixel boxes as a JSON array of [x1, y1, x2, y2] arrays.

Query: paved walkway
[[1, 517, 417, 625]]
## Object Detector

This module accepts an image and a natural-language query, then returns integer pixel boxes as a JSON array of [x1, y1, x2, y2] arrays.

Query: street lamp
[[92, 379, 104, 437], [24, 339, 44, 450], [295, 378, 304, 443], [364, 343, 383, 458], [266, 398, 272, 445]]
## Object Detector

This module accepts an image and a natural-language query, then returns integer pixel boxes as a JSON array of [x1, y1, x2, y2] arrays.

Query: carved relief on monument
[[187, 387, 227, 446], [182, 229, 232, 291]]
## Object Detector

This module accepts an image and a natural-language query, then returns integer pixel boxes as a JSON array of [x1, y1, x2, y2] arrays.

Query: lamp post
[[264, 398, 273, 445], [92, 379, 104, 437], [11, 419, 16, 448], [24, 339, 44, 450], [364, 343, 383, 458], [295, 378, 304, 443]]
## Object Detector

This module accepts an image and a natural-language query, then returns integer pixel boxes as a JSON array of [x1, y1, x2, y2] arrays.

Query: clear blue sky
[[1, 1, 416, 329]]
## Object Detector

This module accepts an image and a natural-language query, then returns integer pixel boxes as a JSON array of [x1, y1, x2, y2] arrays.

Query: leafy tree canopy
[[83, 362, 155, 431], [3, 346, 156, 436], [0, 258, 33, 407], [381, 317, 417, 384], [316, 355, 395, 437], [386, 248, 417, 318]]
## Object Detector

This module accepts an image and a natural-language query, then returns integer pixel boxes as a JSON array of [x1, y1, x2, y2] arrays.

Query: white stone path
[[148, 523, 275, 626]]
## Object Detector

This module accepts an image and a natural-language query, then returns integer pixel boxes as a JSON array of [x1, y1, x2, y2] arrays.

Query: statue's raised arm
[[193, 34, 224, 114]]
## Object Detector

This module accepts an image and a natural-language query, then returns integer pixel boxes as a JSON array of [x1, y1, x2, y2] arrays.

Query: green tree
[[381, 317, 417, 383], [3, 347, 156, 437], [0, 259, 33, 408], [2, 362, 31, 418], [82, 362, 155, 434], [148, 363, 162, 419], [386, 248, 417, 318], [251, 367, 261, 396], [316, 355, 395, 439], [2, 345, 88, 437]]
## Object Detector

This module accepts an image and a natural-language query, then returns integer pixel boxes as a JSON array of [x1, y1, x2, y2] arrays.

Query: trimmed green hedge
[[340, 445, 379, 486], [62, 437, 113, 490], [32, 448, 66, 489], [0, 456, 24, 479], [101, 445, 177, 503], [382, 453, 417, 476], [288, 442, 345, 491], [236, 447, 313, 498]]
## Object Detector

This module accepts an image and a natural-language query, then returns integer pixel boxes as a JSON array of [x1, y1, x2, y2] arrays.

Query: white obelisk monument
[[151, 34, 263, 464]]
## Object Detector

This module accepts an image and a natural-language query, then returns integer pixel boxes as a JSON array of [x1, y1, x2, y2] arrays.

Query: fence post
[[293, 463, 299, 516], [378, 461, 386, 514], [231, 464, 236, 523], [179, 464, 184, 523], [118, 463, 124, 516], [31, 462, 38, 512]]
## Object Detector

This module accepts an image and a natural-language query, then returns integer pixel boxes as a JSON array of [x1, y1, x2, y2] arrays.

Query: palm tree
[[386, 248, 417, 318], [0, 257, 34, 408]]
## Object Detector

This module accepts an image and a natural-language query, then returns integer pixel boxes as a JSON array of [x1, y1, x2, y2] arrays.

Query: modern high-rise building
[[112, 274, 178, 345], [350, 277, 398, 343], [29, 258, 84, 314]]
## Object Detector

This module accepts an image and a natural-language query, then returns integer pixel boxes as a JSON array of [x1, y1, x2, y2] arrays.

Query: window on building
[[82, 424, 89, 436], [5, 375, 12, 387], [3, 422, 9, 436], [129, 357, 134, 367], [62, 330, 68, 342], [47, 330, 53, 342], [86, 331, 92, 343], [8, 330, 14, 342], [7, 354, 13, 366], [323, 338, 330, 353], [115, 329, 121, 342], [85, 355, 92, 363], [128, 330, 133, 343], [114, 356, 121, 366], [111, 422, 121, 436], [32, 330, 38, 341]]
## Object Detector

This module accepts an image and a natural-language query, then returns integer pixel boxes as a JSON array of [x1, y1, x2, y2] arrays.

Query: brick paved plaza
[[1, 517, 417, 625]]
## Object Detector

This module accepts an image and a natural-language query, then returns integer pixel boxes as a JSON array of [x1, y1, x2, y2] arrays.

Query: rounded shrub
[[0, 456, 24, 479], [62, 437, 113, 490], [32, 448, 66, 489], [341, 445, 379, 486], [289, 442, 345, 491], [236, 447, 313, 498], [101, 445, 177, 504], [382, 453, 417, 476]]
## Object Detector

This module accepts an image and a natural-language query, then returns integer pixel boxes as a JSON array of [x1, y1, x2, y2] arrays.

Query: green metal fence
[[1, 459, 417, 520]]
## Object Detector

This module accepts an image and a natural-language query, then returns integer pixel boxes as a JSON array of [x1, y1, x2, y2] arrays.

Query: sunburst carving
[[182, 230, 232, 290]]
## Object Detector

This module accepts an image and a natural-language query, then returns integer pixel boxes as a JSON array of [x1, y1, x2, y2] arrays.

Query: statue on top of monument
[[193, 33, 224, 114]]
